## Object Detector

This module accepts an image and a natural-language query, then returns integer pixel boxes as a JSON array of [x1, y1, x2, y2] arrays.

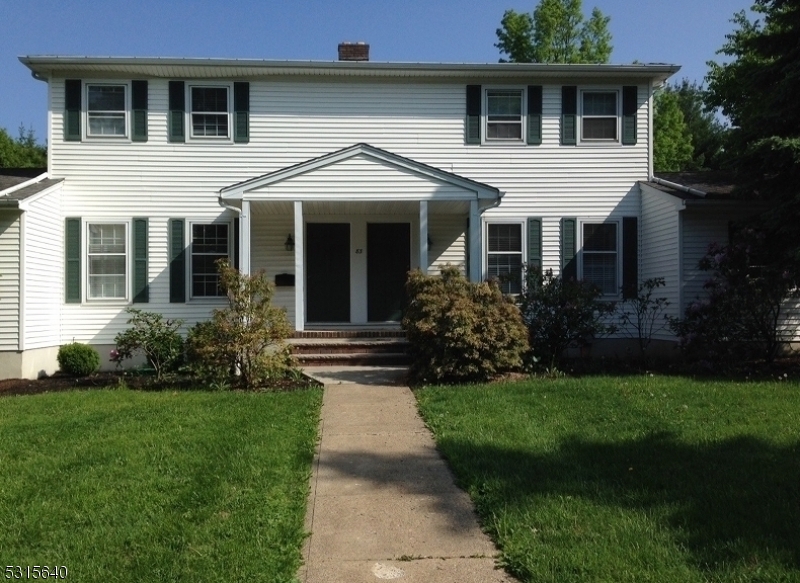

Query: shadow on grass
[[436, 431, 800, 574]]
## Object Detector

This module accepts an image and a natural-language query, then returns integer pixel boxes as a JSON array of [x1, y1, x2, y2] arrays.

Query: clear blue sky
[[1, 0, 750, 143]]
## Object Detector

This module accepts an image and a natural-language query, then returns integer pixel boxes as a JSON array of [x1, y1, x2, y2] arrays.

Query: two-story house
[[2, 43, 719, 379]]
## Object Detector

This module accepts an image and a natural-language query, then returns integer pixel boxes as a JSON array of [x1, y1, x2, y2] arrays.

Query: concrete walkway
[[300, 366, 516, 583]]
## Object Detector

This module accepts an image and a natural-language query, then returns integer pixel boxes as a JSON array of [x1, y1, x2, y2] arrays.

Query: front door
[[306, 223, 350, 322], [367, 223, 411, 322]]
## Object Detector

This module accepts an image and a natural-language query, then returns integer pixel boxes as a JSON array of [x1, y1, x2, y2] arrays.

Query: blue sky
[[1, 0, 750, 143]]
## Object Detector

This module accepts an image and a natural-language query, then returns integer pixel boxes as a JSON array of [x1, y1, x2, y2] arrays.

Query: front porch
[[220, 143, 502, 331]]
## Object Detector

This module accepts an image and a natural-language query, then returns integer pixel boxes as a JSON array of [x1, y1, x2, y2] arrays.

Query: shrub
[[185, 260, 294, 388], [670, 227, 798, 365], [616, 277, 670, 361], [519, 268, 616, 370], [57, 342, 100, 377], [113, 308, 185, 381], [402, 267, 528, 384]]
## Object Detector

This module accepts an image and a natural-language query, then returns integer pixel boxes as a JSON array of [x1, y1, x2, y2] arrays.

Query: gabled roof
[[219, 143, 502, 201], [20, 56, 680, 84], [0, 171, 63, 208]]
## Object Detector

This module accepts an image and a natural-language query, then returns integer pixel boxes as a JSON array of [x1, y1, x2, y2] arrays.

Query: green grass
[[0, 388, 322, 583], [416, 376, 800, 583]]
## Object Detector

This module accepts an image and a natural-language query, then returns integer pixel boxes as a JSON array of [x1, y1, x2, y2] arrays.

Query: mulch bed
[[0, 371, 320, 398]]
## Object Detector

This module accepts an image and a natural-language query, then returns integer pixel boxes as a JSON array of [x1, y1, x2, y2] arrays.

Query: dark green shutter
[[622, 217, 638, 299], [133, 218, 149, 303], [466, 85, 481, 144], [168, 81, 185, 143], [560, 217, 577, 280], [233, 82, 249, 144], [64, 80, 82, 141], [622, 86, 637, 145], [561, 86, 577, 145], [169, 219, 186, 302], [65, 218, 81, 303], [233, 218, 240, 270], [132, 80, 148, 142], [527, 217, 542, 269], [526, 86, 543, 145]]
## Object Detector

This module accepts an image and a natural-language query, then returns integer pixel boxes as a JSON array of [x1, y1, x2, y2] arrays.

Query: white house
[[3, 43, 743, 379]]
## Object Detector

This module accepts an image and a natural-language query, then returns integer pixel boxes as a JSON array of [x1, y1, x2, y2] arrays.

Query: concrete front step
[[297, 352, 411, 366], [290, 339, 409, 356]]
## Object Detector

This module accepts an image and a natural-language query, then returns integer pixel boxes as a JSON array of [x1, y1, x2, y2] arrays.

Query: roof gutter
[[650, 176, 707, 198]]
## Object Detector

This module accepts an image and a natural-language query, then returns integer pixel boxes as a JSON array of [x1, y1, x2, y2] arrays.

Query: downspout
[[217, 197, 242, 216]]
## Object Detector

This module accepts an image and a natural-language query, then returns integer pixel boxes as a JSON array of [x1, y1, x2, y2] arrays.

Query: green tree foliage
[[706, 0, 800, 251], [496, 0, 612, 63], [113, 308, 185, 381], [653, 90, 694, 172], [667, 80, 728, 170], [0, 125, 47, 168]]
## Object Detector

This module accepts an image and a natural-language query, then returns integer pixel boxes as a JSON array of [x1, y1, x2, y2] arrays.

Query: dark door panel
[[307, 223, 350, 322], [367, 223, 410, 322]]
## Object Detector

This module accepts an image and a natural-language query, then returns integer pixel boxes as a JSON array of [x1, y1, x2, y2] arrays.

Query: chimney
[[338, 42, 369, 62]]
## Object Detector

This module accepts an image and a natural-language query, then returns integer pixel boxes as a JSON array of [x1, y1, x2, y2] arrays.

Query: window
[[581, 90, 618, 141], [486, 89, 523, 141], [581, 222, 618, 295], [487, 223, 523, 293], [87, 84, 127, 137], [190, 86, 229, 138], [191, 223, 229, 297], [87, 223, 127, 299]]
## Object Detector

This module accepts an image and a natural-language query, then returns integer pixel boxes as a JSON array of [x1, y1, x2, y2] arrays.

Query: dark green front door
[[306, 223, 350, 322], [367, 223, 411, 322]]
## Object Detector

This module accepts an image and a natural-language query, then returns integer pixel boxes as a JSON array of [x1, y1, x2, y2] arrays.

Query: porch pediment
[[219, 143, 502, 202]]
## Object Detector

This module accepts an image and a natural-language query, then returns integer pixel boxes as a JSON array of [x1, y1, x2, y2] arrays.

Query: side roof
[[20, 56, 680, 83]]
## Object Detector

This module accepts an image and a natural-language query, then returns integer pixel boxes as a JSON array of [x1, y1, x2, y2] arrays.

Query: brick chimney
[[338, 42, 369, 62]]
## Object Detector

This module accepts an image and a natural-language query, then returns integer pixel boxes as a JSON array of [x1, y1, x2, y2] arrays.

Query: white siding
[[0, 211, 21, 350], [48, 76, 653, 338], [428, 215, 466, 275], [251, 211, 295, 324], [640, 185, 682, 332], [23, 187, 63, 349]]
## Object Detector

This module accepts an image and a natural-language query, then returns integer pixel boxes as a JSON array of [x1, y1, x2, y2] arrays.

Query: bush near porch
[[402, 267, 529, 384]]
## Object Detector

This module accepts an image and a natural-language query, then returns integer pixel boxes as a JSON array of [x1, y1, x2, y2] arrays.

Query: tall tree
[[0, 125, 47, 168], [665, 80, 727, 170], [496, 0, 612, 63], [653, 90, 694, 172], [705, 0, 800, 250]]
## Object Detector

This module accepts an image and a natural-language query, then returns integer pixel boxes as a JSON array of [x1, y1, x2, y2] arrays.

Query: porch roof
[[218, 143, 502, 203]]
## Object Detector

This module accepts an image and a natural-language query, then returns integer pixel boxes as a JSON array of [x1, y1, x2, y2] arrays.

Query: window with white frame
[[581, 222, 618, 295], [87, 223, 127, 299], [581, 90, 618, 141], [87, 84, 127, 137], [486, 89, 524, 141], [191, 223, 229, 297], [487, 223, 523, 293], [190, 86, 229, 138]]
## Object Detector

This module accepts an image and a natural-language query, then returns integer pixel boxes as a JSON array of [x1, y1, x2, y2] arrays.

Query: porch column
[[240, 200, 251, 275], [294, 201, 304, 332], [419, 201, 428, 275], [469, 199, 481, 282]]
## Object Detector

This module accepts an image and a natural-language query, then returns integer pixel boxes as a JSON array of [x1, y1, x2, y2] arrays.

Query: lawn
[[416, 376, 800, 583], [0, 388, 322, 583]]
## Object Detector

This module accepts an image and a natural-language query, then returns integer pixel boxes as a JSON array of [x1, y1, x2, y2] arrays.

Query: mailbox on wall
[[275, 273, 295, 287]]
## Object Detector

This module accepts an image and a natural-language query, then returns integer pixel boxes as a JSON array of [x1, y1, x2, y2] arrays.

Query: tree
[[653, 89, 694, 172], [0, 125, 47, 168], [667, 80, 727, 170], [496, 0, 612, 63], [705, 0, 800, 256]]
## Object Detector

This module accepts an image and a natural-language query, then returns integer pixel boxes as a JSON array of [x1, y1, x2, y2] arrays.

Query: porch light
[[285, 234, 295, 252], [427, 235, 433, 250]]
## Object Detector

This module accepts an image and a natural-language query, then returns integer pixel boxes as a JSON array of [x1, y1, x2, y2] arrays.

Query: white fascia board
[[0, 173, 47, 198]]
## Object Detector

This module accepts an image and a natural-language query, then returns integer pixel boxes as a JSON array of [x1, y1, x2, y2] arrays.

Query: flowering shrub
[[519, 268, 616, 370], [113, 309, 185, 380], [670, 227, 798, 364]]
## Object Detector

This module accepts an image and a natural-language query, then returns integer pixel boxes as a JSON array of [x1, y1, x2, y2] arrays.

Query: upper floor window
[[190, 86, 229, 138], [87, 84, 127, 137], [581, 90, 618, 142], [486, 89, 523, 142]]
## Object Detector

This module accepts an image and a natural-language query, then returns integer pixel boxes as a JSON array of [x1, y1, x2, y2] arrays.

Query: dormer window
[[190, 86, 230, 138], [87, 84, 127, 137]]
